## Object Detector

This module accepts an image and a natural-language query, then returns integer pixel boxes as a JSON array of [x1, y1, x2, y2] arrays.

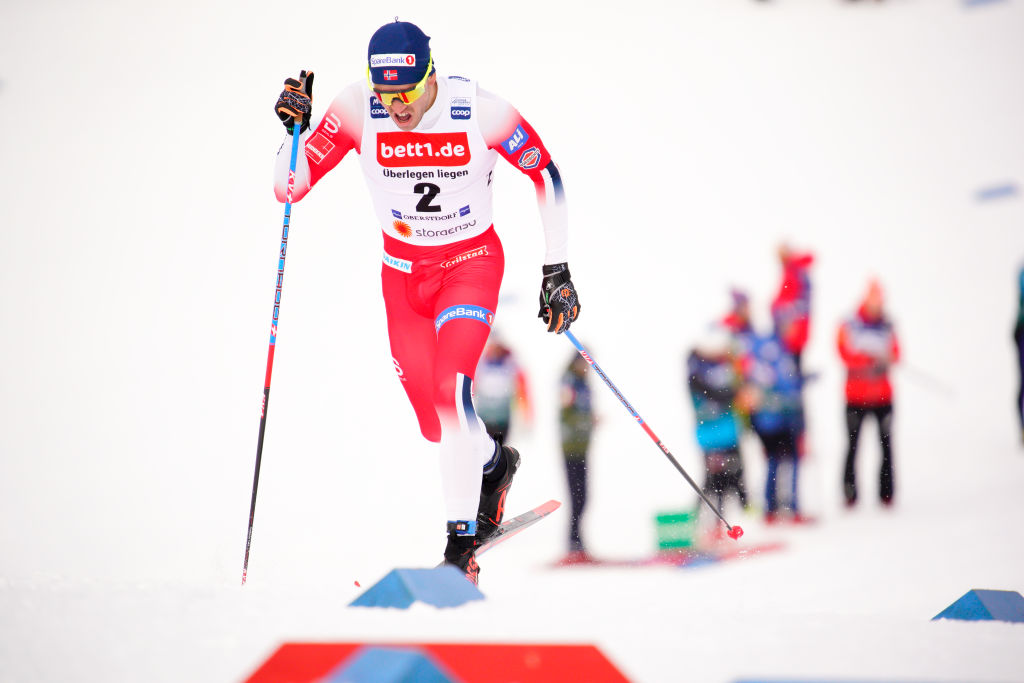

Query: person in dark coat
[[559, 353, 596, 562], [687, 336, 749, 517], [1015, 266, 1024, 445]]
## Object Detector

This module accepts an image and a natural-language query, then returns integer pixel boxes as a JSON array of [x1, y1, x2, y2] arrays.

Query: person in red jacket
[[837, 280, 900, 507], [771, 244, 814, 373]]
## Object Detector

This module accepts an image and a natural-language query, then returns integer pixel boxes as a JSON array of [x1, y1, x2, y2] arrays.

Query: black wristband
[[542, 262, 569, 277], [541, 263, 571, 292]]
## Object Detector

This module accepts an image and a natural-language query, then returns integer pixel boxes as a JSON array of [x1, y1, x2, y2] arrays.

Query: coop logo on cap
[[370, 54, 417, 68]]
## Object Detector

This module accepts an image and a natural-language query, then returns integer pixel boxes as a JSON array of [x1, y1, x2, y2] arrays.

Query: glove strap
[[541, 263, 571, 299]]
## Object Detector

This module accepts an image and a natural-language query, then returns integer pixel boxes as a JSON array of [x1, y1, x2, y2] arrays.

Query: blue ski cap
[[367, 20, 434, 86]]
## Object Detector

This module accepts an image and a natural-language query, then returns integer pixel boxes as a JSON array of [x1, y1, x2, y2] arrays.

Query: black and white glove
[[538, 262, 581, 334], [275, 70, 314, 134]]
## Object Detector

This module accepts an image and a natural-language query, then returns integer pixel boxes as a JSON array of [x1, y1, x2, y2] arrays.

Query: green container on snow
[[654, 508, 697, 550]]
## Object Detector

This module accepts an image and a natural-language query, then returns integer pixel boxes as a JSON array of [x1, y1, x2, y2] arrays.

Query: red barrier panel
[[244, 642, 631, 682]]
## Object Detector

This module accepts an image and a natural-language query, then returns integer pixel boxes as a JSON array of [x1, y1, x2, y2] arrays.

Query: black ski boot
[[477, 445, 521, 540], [443, 522, 481, 584]]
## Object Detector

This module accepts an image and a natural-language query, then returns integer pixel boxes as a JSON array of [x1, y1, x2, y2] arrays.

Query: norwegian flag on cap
[[367, 20, 433, 85]]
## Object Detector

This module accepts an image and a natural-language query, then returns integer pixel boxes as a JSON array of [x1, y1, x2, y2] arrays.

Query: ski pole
[[242, 119, 304, 585], [563, 330, 744, 540], [899, 362, 955, 398]]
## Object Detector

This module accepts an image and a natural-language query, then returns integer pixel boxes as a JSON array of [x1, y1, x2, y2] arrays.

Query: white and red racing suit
[[273, 75, 568, 526]]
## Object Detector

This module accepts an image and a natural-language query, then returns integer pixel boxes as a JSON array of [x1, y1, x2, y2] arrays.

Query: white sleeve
[[273, 128, 313, 201], [273, 81, 364, 203], [478, 86, 569, 265]]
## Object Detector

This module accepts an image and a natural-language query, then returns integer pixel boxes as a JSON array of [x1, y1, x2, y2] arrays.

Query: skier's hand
[[275, 70, 314, 135], [538, 262, 581, 334]]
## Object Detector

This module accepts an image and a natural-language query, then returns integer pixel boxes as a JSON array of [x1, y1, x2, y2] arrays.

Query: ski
[[476, 499, 561, 557], [549, 541, 786, 569]]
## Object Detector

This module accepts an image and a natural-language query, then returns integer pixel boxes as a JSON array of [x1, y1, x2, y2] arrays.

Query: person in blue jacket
[[741, 329, 807, 523]]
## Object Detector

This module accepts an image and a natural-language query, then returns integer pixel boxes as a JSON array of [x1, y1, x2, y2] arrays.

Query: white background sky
[[1, 1, 1023, 681]]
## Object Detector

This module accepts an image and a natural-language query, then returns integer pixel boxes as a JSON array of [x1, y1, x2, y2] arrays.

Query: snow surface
[[2, 0, 1024, 681]]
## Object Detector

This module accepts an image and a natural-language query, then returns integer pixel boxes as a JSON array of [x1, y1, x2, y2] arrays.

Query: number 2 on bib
[[414, 182, 441, 212]]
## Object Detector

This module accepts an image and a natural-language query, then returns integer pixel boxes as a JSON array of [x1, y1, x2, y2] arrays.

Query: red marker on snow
[[354, 580, 361, 588], [727, 525, 744, 540]]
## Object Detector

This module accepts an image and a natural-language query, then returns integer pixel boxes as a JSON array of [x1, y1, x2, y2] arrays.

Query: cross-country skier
[[272, 19, 581, 583]]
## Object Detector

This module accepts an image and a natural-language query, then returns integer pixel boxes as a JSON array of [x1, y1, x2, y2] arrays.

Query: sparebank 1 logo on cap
[[370, 53, 417, 68], [501, 125, 529, 154]]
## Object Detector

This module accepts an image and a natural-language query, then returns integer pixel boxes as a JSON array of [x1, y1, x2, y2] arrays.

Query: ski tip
[[727, 525, 744, 540], [538, 499, 562, 514]]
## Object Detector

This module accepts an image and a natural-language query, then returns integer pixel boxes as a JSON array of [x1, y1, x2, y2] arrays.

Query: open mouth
[[394, 111, 413, 125]]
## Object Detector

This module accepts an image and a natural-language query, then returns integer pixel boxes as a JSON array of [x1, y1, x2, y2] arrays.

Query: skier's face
[[374, 74, 438, 130]]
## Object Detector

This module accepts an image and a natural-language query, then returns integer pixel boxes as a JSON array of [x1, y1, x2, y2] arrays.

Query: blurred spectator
[[474, 336, 533, 444], [724, 288, 806, 522], [771, 244, 814, 373], [721, 288, 756, 441], [559, 353, 595, 562], [722, 288, 754, 341], [686, 331, 750, 519], [742, 329, 807, 523], [838, 279, 900, 507], [1015, 265, 1024, 444]]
